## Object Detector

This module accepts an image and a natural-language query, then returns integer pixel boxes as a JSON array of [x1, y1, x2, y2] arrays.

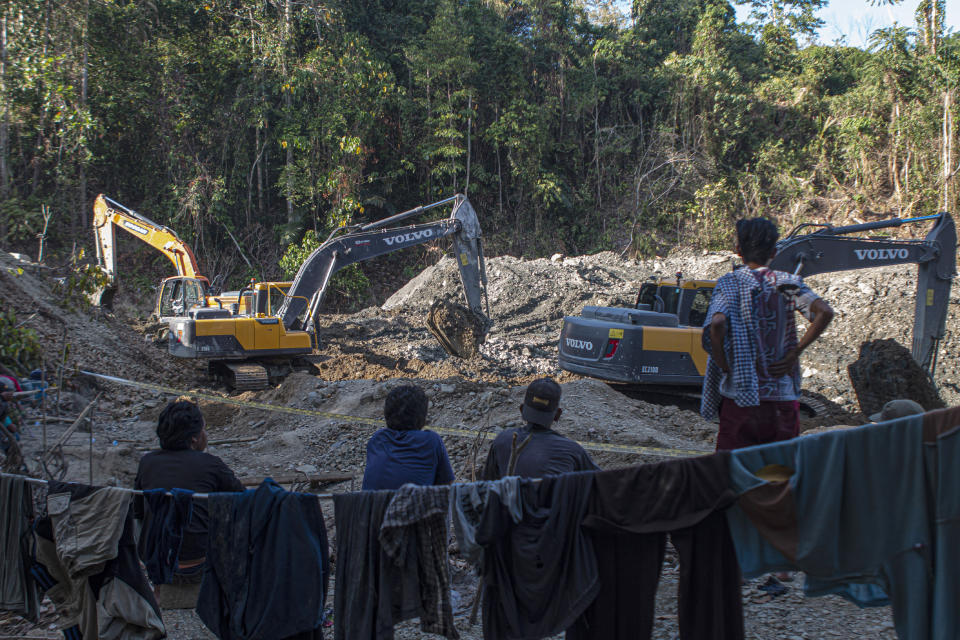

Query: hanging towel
[[141, 488, 194, 585]]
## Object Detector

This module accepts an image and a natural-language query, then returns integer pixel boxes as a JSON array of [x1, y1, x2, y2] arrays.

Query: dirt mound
[[847, 339, 945, 416], [0, 252, 187, 388]]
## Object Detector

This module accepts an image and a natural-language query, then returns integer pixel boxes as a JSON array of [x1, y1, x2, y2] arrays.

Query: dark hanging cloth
[[477, 471, 598, 640], [568, 453, 743, 640], [197, 479, 329, 640], [0, 474, 38, 622], [333, 490, 429, 640], [34, 481, 165, 640], [140, 488, 194, 585]]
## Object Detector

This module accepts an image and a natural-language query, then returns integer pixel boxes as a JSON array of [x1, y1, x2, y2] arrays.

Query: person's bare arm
[[769, 298, 834, 376], [709, 312, 730, 373]]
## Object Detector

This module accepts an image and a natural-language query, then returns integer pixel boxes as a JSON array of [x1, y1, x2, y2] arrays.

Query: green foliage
[[0, 0, 958, 269], [279, 230, 370, 301], [54, 249, 111, 313], [0, 311, 42, 375]]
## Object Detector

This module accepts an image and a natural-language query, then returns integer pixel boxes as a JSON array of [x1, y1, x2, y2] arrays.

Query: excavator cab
[[155, 276, 209, 321]]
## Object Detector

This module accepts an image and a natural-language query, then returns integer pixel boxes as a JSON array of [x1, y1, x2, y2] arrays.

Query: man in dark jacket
[[362, 384, 456, 490], [484, 378, 598, 479], [134, 398, 244, 606]]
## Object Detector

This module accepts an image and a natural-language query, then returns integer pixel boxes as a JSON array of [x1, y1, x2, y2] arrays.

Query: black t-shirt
[[483, 424, 599, 480], [134, 448, 245, 562]]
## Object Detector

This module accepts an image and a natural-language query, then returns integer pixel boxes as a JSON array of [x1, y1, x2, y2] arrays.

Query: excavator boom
[[277, 194, 487, 332], [93, 194, 205, 281], [771, 212, 956, 371]]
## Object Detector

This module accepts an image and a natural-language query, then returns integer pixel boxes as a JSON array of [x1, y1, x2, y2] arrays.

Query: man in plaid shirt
[[701, 218, 834, 450]]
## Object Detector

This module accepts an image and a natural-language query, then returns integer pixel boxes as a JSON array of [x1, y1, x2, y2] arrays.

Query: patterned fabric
[[379, 484, 458, 639], [701, 267, 818, 420]]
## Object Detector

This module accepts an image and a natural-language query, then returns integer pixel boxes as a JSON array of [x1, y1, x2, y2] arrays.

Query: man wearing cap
[[483, 378, 598, 479], [870, 398, 925, 422]]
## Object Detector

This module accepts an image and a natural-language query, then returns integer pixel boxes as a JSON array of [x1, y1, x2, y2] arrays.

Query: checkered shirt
[[379, 484, 459, 639], [701, 266, 819, 420]]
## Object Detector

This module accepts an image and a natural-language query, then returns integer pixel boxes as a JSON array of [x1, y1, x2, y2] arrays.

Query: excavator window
[[688, 288, 713, 327], [183, 280, 203, 310], [658, 286, 681, 315], [636, 283, 657, 309], [159, 280, 182, 318]]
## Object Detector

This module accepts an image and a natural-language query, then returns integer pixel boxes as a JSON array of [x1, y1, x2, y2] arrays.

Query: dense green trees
[[0, 0, 957, 288]]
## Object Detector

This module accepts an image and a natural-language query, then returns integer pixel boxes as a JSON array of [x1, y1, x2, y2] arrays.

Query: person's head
[[520, 378, 563, 429], [869, 398, 924, 422], [157, 398, 207, 451], [735, 218, 779, 266], [384, 385, 429, 431]]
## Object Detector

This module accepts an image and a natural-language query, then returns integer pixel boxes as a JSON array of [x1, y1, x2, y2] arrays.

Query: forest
[[0, 0, 956, 293]]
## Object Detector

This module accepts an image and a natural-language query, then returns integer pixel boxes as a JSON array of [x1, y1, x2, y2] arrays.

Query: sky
[[736, 0, 957, 49]]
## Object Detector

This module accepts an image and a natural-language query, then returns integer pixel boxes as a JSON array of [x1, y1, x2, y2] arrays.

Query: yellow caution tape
[[79, 370, 709, 459]]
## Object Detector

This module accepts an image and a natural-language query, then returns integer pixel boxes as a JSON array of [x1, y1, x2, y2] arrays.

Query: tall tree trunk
[[78, 0, 89, 231], [943, 88, 954, 210], [283, 0, 295, 229], [464, 93, 471, 196], [0, 14, 8, 200], [0, 14, 7, 242]]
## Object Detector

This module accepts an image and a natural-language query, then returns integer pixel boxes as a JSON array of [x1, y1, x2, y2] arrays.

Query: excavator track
[[223, 363, 269, 391]]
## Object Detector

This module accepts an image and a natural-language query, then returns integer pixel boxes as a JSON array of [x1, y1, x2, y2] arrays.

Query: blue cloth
[[141, 488, 194, 585], [361, 429, 455, 491], [727, 416, 931, 639], [701, 267, 813, 420], [930, 417, 960, 640], [197, 479, 330, 640]]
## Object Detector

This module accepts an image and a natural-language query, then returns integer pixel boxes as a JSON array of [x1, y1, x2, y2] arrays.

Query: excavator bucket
[[91, 284, 118, 310], [427, 299, 489, 358]]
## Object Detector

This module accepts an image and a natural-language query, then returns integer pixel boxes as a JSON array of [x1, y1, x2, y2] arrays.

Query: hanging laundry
[[0, 474, 38, 622], [726, 415, 931, 639], [34, 481, 164, 640], [379, 484, 458, 639], [450, 477, 524, 566], [333, 490, 434, 640], [134, 445, 245, 566], [140, 488, 194, 585], [919, 406, 960, 640], [567, 453, 742, 640], [477, 471, 597, 640], [197, 479, 329, 640]]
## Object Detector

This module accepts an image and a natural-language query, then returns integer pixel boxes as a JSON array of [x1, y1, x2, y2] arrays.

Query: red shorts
[[716, 398, 799, 451]]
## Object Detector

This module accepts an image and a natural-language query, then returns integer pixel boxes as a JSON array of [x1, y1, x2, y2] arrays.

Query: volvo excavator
[[92, 194, 291, 321], [167, 194, 490, 390], [558, 212, 957, 398]]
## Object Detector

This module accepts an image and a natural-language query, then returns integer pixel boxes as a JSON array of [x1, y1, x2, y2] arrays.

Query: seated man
[[484, 377, 598, 479], [361, 384, 455, 490], [134, 398, 244, 606]]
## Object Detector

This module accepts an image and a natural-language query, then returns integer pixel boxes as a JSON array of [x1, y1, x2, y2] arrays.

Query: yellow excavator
[[91, 194, 290, 320], [167, 194, 490, 390]]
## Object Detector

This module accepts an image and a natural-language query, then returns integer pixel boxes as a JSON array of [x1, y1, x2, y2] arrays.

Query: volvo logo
[[854, 248, 909, 260], [122, 221, 149, 235], [565, 338, 593, 350], [384, 229, 434, 246]]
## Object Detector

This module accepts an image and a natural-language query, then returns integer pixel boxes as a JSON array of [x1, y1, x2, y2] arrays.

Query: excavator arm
[[770, 212, 957, 373], [92, 194, 208, 306], [276, 194, 488, 332]]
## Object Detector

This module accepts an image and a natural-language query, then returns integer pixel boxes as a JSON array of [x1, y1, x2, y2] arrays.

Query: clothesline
[[0, 470, 541, 501]]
